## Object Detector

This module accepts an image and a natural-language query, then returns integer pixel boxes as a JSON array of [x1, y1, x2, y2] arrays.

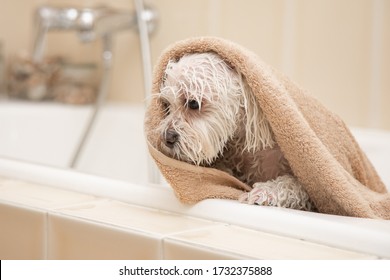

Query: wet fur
[[156, 52, 315, 211]]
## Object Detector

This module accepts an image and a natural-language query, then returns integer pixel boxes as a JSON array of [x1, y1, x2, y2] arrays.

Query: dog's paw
[[239, 183, 278, 206], [239, 175, 316, 211]]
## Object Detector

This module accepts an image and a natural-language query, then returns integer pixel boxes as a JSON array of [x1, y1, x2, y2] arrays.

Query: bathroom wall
[[0, 0, 389, 129]]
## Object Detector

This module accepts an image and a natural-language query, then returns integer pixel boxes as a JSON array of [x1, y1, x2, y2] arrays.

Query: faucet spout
[[31, 5, 157, 61]]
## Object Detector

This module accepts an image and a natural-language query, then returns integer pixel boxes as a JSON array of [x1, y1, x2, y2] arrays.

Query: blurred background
[[0, 0, 389, 129]]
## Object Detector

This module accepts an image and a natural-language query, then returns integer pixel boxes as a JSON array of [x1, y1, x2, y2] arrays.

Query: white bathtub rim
[[0, 157, 389, 258]]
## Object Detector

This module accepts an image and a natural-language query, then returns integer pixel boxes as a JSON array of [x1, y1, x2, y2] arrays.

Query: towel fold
[[145, 37, 390, 219]]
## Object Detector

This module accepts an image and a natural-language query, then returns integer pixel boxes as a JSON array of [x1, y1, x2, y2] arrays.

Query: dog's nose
[[164, 130, 179, 148]]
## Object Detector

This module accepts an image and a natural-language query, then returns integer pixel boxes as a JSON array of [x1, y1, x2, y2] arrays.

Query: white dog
[[156, 52, 315, 211]]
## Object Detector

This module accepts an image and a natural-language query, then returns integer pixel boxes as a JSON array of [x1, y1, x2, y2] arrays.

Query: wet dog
[[156, 52, 315, 211]]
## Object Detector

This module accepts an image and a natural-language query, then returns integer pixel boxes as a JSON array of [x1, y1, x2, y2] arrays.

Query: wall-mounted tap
[[32, 5, 157, 62], [28, 2, 158, 178]]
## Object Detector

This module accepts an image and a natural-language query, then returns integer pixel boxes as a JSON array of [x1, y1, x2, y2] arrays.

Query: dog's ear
[[241, 76, 275, 152]]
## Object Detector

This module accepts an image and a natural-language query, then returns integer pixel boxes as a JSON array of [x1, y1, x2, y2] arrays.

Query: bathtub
[[0, 100, 390, 259], [0, 100, 149, 183]]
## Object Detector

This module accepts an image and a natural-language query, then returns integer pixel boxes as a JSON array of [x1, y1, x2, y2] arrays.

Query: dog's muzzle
[[163, 129, 179, 148]]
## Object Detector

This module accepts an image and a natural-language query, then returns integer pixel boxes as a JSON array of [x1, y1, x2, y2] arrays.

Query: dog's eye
[[187, 99, 200, 110], [160, 99, 170, 114]]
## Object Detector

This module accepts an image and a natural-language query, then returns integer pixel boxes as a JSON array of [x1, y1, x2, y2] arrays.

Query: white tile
[[48, 200, 226, 259], [0, 179, 98, 210], [164, 239, 245, 260], [165, 224, 377, 259], [56, 200, 220, 236], [0, 202, 46, 259], [48, 213, 161, 259]]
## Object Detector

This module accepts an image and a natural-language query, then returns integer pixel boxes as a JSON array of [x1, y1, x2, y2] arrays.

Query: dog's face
[[156, 53, 244, 166]]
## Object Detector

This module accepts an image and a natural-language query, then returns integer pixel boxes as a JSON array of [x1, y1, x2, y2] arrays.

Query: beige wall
[[0, 0, 389, 129]]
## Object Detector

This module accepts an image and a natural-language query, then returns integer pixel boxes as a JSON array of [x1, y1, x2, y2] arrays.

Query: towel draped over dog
[[144, 37, 390, 219]]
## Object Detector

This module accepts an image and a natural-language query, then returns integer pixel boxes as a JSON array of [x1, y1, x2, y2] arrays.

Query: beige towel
[[145, 37, 390, 219]]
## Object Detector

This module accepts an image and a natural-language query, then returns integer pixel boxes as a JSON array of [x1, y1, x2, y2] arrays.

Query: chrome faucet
[[29, 2, 158, 178], [32, 5, 157, 61]]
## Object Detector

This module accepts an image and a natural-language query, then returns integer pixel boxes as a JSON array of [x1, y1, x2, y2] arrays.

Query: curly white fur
[[239, 175, 315, 211], [157, 52, 316, 211]]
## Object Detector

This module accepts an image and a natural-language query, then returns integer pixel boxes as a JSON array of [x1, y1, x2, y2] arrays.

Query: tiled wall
[[0, 177, 378, 259], [0, 0, 389, 129]]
